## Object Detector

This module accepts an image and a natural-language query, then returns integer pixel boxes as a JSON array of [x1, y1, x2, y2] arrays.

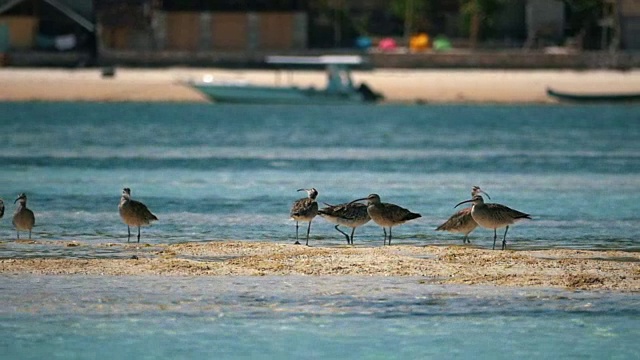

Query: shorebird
[[118, 188, 158, 243], [436, 186, 490, 244], [350, 194, 421, 245], [13, 193, 35, 240], [455, 195, 531, 250], [290, 188, 319, 246], [318, 201, 370, 245]]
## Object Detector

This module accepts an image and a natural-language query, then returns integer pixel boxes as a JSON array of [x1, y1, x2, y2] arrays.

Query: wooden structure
[[96, 1, 308, 55]]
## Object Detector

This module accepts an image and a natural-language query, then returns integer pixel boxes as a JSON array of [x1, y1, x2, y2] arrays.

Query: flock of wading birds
[[1, 186, 531, 250]]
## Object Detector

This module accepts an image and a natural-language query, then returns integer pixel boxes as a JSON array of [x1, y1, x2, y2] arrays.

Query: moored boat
[[546, 87, 640, 103], [188, 55, 383, 104]]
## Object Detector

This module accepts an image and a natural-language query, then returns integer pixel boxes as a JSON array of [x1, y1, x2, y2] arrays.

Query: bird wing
[[291, 198, 318, 218], [486, 203, 530, 222], [130, 200, 158, 221], [436, 207, 475, 231], [382, 203, 421, 222], [319, 202, 367, 220]]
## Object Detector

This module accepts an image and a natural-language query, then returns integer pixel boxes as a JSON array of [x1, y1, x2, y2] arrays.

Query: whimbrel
[[290, 188, 319, 246], [318, 201, 370, 244], [13, 193, 35, 240], [119, 188, 158, 243], [350, 194, 421, 245], [455, 195, 530, 250], [436, 186, 490, 244]]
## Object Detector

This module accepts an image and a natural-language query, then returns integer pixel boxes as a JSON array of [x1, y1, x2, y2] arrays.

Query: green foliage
[[460, 0, 506, 38], [390, 0, 432, 17], [390, 0, 433, 34]]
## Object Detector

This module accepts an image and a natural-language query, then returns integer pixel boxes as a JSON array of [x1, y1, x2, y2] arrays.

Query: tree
[[391, 0, 432, 41], [460, 0, 504, 48]]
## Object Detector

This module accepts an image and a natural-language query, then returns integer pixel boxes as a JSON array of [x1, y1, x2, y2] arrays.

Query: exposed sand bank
[[1, 240, 638, 292], [1, 67, 639, 103]]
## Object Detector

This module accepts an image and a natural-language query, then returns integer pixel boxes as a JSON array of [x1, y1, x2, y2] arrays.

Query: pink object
[[378, 38, 397, 51]]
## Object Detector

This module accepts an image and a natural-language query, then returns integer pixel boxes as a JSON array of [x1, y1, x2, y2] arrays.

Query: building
[[0, 0, 638, 68], [0, 0, 95, 65]]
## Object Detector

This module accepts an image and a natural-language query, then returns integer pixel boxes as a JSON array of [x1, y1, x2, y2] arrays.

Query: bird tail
[[404, 212, 422, 221]]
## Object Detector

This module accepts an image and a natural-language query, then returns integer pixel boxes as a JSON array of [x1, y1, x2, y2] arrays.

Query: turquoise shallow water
[[0, 102, 639, 358], [0, 102, 638, 250], [2, 276, 640, 359]]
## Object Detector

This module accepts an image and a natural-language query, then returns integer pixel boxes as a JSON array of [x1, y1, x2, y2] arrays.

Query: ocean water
[[0, 102, 638, 250], [0, 102, 639, 358]]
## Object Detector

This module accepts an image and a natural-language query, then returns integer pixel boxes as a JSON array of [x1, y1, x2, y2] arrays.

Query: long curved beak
[[480, 190, 491, 200], [296, 188, 307, 192], [454, 199, 473, 208], [348, 197, 368, 205]]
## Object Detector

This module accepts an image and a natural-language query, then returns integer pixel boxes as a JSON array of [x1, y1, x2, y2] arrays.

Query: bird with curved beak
[[436, 186, 490, 244], [350, 194, 421, 245], [13, 193, 35, 240], [290, 188, 319, 246], [455, 195, 531, 250], [318, 201, 370, 245]]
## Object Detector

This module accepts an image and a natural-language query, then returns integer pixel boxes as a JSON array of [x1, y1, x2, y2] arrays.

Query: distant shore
[[0, 67, 639, 103], [1, 240, 638, 292]]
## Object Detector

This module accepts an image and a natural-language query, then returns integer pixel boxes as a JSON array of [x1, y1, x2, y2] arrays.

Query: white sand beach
[[0, 67, 639, 103]]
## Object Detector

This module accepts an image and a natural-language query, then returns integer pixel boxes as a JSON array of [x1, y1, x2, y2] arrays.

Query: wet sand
[[1, 240, 638, 292], [1, 67, 639, 103]]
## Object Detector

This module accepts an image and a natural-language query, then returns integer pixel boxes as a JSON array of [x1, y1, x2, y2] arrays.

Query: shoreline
[[1, 240, 638, 292], [1, 68, 639, 103]]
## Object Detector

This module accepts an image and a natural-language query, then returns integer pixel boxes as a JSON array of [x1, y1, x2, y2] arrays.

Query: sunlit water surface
[[0, 102, 639, 358]]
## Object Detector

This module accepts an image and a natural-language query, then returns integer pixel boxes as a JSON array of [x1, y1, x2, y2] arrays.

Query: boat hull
[[547, 87, 640, 103], [190, 83, 368, 104]]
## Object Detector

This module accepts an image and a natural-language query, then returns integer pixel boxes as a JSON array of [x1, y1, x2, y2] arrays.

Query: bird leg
[[137, 226, 141, 243], [305, 221, 312, 246], [294, 221, 300, 245], [16, 231, 19, 240], [492, 229, 497, 250], [349, 227, 356, 245], [334, 225, 350, 244], [29, 230, 31, 240], [501, 226, 510, 250], [388, 227, 393, 245], [463, 235, 468, 244], [383, 228, 387, 245]]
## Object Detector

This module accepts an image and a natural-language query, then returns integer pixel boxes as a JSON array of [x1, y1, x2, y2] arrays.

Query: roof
[[265, 55, 364, 65]]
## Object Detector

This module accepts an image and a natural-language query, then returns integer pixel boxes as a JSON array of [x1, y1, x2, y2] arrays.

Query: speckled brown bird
[[290, 188, 319, 246], [455, 195, 531, 250], [13, 193, 35, 240], [119, 188, 158, 243], [318, 201, 370, 245], [436, 186, 490, 244], [350, 194, 421, 245]]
